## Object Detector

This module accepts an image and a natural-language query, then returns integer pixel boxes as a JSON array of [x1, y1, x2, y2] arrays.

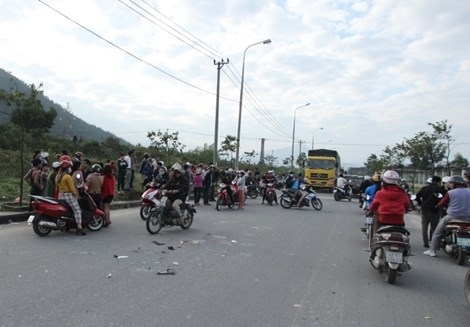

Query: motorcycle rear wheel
[[32, 214, 52, 237], [457, 247, 467, 266], [334, 192, 341, 201], [247, 189, 258, 199], [311, 198, 323, 210], [87, 214, 104, 231], [140, 205, 152, 220], [268, 194, 273, 206], [465, 269, 470, 304], [280, 195, 292, 209], [180, 208, 194, 230], [385, 267, 397, 284], [146, 211, 163, 235]]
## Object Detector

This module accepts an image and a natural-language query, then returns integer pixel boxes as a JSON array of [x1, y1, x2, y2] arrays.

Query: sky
[[0, 0, 469, 169]]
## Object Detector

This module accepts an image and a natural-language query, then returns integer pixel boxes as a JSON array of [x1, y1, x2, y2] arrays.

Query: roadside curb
[[0, 200, 141, 225]]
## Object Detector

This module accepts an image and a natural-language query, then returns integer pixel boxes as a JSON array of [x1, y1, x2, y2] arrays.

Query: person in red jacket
[[369, 170, 411, 235], [101, 164, 116, 227]]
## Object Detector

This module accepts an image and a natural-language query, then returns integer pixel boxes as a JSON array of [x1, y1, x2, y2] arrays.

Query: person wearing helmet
[[86, 164, 104, 209], [363, 174, 381, 209], [261, 170, 278, 205], [415, 176, 443, 248], [368, 170, 411, 236], [162, 163, 189, 223], [55, 156, 86, 235], [44, 161, 61, 198], [358, 175, 373, 208], [285, 171, 295, 189], [424, 176, 470, 257]]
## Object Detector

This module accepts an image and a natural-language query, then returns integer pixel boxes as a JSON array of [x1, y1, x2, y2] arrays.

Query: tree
[[219, 135, 237, 162], [147, 130, 185, 164], [450, 152, 469, 169], [243, 150, 257, 164], [264, 154, 278, 166], [428, 120, 455, 170], [364, 154, 385, 173], [402, 131, 445, 173], [296, 152, 306, 168]]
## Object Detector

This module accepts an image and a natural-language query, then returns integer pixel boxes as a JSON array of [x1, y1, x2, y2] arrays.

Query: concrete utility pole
[[213, 59, 229, 167], [297, 140, 305, 167]]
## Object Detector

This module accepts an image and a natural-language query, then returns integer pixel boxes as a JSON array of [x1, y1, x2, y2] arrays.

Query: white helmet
[[443, 176, 451, 183], [364, 175, 370, 180], [171, 162, 182, 172], [426, 177, 433, 184], [383, 170, 400, 185]]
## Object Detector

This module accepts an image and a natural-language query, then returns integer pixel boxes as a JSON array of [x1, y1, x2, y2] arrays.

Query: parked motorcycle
[[279, 185, 323, 210], [146, 190, 196, 235], [439, 219, 470, 265], [140, 181, 162, 220], [369, 225, 412, 284], [216, 182, 239, 211], [333, 185, 352, 201], [246, 182, 259, 199], [27, 192, 105, 237]]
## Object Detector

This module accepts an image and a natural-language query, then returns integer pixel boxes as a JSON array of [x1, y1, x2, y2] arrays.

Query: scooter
[[333, 184, 352, 201], [263, 182, 277, 206], [27, 191, 105, 237], [279, 185, 323, 210], [440, 219, 470, 266], [146, 190, 196, 235], [215, 182, 238, 211], [140, 181, 162, 220], [369, 224, 412, 284]]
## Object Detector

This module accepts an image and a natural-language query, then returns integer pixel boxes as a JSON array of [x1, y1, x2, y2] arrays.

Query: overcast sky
[[1, 0, 469, 168]]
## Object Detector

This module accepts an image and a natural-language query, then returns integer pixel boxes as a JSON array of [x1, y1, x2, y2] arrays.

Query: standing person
[[116, 153, 127, 194], [141, 158, 155, 187], [139, 153, 150, 182], [203, 165, 216, 206], [415, 176, 443, 248], [236, 170, 246, 209], [424, 176, 470, 257], [124, 149, 135, 191], [183, 163, 193, 201], [24, 158, 43, 212], [44, 161, 60, 198], [56, 156, 86, 235], [192, 168, 203, 206], [39, 162, 49, 195], [86, 164, 103, 210], [368, 170, 411, 236], [128, 150, 136, 190], [81, 159, 92, 180], [101, 164, 116, 227]]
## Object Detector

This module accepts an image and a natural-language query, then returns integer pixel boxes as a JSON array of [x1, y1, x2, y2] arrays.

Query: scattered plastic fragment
[[114, 255, 128, 259], [152, 241, 165, 245], [157, 269, 176, 275], [168, 246, 175, 250], [425, 316, 432, 320], [231, 240, 237, 243], [173, 261, 179, 266], [293, 304, 302, 308], [106, 274, 112, 278], [181, 240, 205, 244]]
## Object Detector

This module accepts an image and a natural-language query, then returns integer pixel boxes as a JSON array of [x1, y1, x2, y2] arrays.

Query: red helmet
[[59, 155, 72, 168]]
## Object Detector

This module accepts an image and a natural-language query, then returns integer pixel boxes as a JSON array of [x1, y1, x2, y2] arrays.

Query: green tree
[[147, 130, 185, 164], [364, 153, 385, 173], [296, 152, 306, 168], [265, 154, 278, 167], [450, 152, 469, 169], [242, 150, 257, 164], [428, 120, 454, 170], [219, 135, 237, 161]]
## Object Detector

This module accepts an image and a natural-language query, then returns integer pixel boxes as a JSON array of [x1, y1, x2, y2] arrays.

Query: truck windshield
[[307, 159, 335, 169]]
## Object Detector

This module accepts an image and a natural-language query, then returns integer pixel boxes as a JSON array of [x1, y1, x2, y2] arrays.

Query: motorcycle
[[439, 219, 470, 265], [369, 224, 412, 284], [27, 191, 105, 237], [246, 182, 259, 199], [263, 182, 277, 206], [275, 180, 284, 190], [279, 185, 323, 210], [333, 184, 352, 201], [146, 190, 196, 235], [216, 182, 239, 211], [140, 181, 162, 220]]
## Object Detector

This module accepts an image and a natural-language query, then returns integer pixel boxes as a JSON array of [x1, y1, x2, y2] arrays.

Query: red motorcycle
[[27, 192, 105, 237], [264, 182, 277, 206], [216, 182, 238, 211], [140, 182, 162, 220]]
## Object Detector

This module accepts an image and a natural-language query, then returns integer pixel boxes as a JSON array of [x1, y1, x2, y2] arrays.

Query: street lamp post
[[235, 38, 271, 170], [291, 103, 310, 168], [311, 127, 324, 149]]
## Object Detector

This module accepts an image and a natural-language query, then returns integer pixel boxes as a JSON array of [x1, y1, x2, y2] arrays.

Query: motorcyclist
[[162, 163, 188, 223], [423, 175, 470, 257], [285, 171, 295, 189], [154, 166, 169, 187], [290, 173, 309, 206], [336, 173, 350, 197], [358, 175, 372, 208], [368, 170, 410, 236], [261, 170, 278, 205], [364, 173, 381, 209], [220, 170, 236, 208]]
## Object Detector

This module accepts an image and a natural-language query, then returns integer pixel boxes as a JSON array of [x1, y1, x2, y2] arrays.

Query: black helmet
[[91, 164, 101, 173], [288, 170, 294, 175], [448, 175, 466, 185]]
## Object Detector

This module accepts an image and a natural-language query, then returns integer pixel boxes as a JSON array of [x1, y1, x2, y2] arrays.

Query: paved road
[[1, 193, 469, 327]]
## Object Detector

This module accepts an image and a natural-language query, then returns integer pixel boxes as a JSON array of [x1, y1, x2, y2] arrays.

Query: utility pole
[[297, 140, 305, 167], [213, 59, 229, 167]]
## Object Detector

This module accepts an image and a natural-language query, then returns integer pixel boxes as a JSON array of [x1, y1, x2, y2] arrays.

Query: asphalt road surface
[[1, 193, 469, 327]]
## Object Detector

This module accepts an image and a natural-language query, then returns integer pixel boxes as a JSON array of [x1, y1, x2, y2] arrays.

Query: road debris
[[157, 269, 176, 275]]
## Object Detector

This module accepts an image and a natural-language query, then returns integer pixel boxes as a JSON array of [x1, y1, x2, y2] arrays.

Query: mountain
[[0, 68, 129, 144]]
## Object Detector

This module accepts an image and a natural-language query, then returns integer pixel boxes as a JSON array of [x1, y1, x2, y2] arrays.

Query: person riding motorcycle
[[261, 170, 278, 205], [162, 163, 188, 223], [219, 170, 236, 207], [358, 175, 372, 208], [368, 170, 410, 236], [423, 175, 470, 257], [285, 171, 295, 189], [336, 173, 350, 197], [364, 173, 381, 209]]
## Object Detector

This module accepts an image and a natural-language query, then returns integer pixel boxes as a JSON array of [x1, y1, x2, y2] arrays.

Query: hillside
[[0, 68, 129, 144]]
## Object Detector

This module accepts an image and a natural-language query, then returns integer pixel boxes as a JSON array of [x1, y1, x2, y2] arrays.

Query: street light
[[291, 103, 310, 168], [235, 38, 271, 170], [311, 127, 324, 149]]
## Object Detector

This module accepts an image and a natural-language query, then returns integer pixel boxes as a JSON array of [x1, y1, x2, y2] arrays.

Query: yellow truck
[[304, 149, 341, 191]]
